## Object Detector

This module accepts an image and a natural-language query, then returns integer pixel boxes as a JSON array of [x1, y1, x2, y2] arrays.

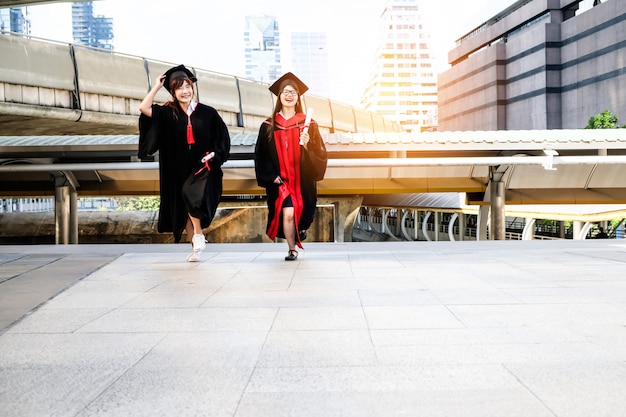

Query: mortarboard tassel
[[186, 115, 195, 145]]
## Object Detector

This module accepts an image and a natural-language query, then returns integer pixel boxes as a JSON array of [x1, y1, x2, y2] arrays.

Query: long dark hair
[[265, 84, 304, 141], [165, 77, 196, 119]]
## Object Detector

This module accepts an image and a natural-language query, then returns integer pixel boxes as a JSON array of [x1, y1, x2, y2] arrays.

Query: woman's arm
[[139, 74, 165, 117]]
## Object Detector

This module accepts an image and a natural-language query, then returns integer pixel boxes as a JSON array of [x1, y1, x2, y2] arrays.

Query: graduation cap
[[269, 72, 309, 96], [163, 64, 197, 93]]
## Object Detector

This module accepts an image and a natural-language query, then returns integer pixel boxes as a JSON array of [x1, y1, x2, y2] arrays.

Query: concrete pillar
[[322, 196, 363, 243], [448, 213, 459, 242], [70, 188, 78, 243], [490, 180, 506, 240], [522, 218, 536, 240], [394, 209, 402, 237], [434, 212, 440, 241], [422, 211, 432, 241], [55, 184, 70, 244], [478, 205, 489, 241], [573, 221, 583, 240], [458, 213, 466, 241]]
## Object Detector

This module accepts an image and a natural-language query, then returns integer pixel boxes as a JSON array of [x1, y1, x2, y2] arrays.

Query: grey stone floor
[[1, 240, 625, 417]]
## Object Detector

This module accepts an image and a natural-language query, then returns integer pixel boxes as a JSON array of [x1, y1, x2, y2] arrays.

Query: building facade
[[438, 0, 625, 131], [361, 0, 438, 132], [244, 15, 281, 83], [71, 2, 113, 50]]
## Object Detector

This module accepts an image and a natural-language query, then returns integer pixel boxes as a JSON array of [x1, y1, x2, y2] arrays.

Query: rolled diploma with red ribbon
[[300, 108, 314, 145], [201, 152, 215, 163], [195, 152, 215, 175]]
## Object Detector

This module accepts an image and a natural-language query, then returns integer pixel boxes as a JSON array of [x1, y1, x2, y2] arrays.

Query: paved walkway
[[1, 240, 625, 417]]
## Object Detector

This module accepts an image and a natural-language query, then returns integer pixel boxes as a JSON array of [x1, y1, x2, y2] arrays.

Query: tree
[[115, 196, 160, 211], [584, 110, 626, 129]]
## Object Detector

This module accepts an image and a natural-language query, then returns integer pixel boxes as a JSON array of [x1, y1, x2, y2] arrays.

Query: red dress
[[254, 112, 328, 247]]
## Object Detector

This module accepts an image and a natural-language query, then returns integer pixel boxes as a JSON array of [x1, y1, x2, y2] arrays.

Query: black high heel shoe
[[285, 250, 298, 261]]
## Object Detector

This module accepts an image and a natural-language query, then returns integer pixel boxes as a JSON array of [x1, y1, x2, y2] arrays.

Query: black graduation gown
[[138, 103, 230, 242], [254, 117, 327, 239]]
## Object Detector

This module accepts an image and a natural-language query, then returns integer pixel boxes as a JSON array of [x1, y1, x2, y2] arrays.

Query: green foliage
[[115, 196, 160, 211], [584, 110, 626, 129]]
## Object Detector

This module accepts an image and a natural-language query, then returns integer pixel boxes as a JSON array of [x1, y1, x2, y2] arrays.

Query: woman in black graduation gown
[[254, 72, 328, 261], [138, 65, 230, 262]]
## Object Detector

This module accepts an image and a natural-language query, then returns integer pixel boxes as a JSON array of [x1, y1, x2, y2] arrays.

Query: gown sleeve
[[254, 121, 280, 188], [138, 105, 163, 158], [302, 121, 328, 181], [208, 107, 230, 168]]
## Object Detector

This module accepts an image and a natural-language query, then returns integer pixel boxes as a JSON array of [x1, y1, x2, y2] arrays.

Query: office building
[[438, 0, 625, 131], [0, 7, 30, 35], [361, 0, 438, 132], [244, 15, 281, 83], [71, 2, 113, 50], [290, 32, 330, 97]]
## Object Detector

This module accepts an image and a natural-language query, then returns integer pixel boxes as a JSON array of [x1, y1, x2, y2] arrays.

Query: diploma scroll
[[300, 108, 314, 145]]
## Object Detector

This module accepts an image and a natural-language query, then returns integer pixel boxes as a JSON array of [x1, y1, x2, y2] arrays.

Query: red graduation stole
[[267, 112, 306, 248]]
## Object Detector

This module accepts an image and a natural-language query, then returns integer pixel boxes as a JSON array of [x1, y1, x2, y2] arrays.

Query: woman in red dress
[[254, 73, 328, 260]]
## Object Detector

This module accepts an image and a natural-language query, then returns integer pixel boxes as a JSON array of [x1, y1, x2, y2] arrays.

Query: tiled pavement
[[1, 240, 625, 417]]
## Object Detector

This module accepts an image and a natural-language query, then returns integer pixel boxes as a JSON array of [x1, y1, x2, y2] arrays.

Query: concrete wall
[[0, 34, 400, 136], [560, 0, 626, 128], [438, 43, 507, 131], [0, 205, 335, 245]]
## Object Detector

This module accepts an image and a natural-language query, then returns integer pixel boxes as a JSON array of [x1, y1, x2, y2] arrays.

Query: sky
[[24, 0, 520, 106]]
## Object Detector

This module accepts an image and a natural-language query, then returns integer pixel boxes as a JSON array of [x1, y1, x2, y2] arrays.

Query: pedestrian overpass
[[2, 31, 626, 243]]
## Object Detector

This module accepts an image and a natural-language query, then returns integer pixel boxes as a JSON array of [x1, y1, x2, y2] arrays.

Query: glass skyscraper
[[71, 2, 113, 50], [0, 7, 30, 35], [244, 15, 281, 83], [361, 0, 438, 132], [290, 32, 329, 98]]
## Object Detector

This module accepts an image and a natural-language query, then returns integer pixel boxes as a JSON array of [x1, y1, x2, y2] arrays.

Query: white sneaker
[[186, 251, 199, 262], [192, 234, 206, 252]]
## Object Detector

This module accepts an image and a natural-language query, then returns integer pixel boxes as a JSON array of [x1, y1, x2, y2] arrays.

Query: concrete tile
[[239, 365, 554, 416], [42, 291, 146, 309], [257, 330, 377, 367], [506, 362, 626, 417], [236, 390, 554, 417], [370, 326, 587, 347], [220, 276, 294, 291], [358, 289, 439, 306], [272, 306, 368, 330], [1, 241, 625, 417], [151, 332, 268, 368], [76, 366, 253, 417], [246, 364, 521, 392], [575, 325, 626, 360], [504, 286, 626, 304], [6, 308, 111, 334], [417, 274, 494, 290], [431, 288, 521, 305], [449, 303, 626, 328], [202, 289, 361, 308], [120, 289, 218, 308], [364, 305, 465, 329], [374, 341, 615, 366], [76, 307, 278, 333], [290, 277, 426, 291]]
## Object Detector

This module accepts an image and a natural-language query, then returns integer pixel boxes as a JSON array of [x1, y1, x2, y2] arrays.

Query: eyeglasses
[[281, 89, 298, 97]]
